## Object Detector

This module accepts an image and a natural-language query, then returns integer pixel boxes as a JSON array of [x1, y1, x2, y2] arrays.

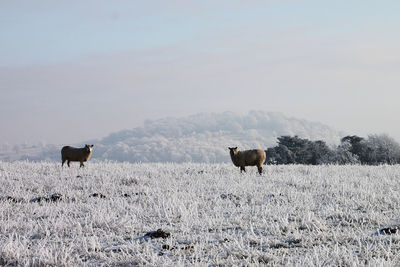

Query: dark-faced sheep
[[229, 147, 266, 175], [61, 144, 94, 167]]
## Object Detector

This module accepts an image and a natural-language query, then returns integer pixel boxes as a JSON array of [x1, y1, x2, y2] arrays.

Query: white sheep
[[228, 147, 266, 175]]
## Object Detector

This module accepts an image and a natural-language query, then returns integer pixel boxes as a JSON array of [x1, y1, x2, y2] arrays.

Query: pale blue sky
[[1, 1, 400, 145]]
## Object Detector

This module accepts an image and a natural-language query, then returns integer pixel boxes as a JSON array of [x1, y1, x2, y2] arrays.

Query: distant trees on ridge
[[265, 134, 400, 165]]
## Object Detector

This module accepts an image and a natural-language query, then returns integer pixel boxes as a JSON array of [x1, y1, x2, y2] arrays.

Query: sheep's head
[[85, 144, 94, 153], [228, 147, 238, 156]]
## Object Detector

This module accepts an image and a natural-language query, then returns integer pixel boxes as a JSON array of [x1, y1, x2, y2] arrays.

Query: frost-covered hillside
[[1, 162, 400, 266], [95, 111, 342, 163], [0, 111, 343, 163]]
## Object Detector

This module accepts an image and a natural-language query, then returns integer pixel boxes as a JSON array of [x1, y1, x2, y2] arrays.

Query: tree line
[[265, 134, 400, 165]]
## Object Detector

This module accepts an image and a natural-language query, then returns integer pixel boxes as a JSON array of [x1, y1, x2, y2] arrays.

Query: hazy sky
[[1, 1, 400, 145]]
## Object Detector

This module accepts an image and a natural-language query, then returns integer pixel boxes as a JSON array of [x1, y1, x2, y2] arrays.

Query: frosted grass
[[1, 162, 400, 266]]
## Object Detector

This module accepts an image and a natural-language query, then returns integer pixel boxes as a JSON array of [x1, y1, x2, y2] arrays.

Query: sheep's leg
[[240, 166, 246, 173], [62, 159, 66, 167], [67, 160, 71, 167], [257, 166, 263, 175], [80, 161, 85, 168]]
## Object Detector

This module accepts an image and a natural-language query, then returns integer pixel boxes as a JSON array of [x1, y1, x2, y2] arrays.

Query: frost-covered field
[[1, 162, 400, 266]]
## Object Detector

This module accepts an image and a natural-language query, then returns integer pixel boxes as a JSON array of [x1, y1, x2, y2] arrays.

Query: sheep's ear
[[234, 147, 237, 150], [90, 144, 94, 147]]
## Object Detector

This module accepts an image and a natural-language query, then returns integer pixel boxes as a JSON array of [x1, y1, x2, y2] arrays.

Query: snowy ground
[[1, 162, 400, 266]]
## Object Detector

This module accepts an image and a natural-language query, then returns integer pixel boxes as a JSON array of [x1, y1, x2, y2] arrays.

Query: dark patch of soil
[[122, 192, 146, 198], [162, 244, 194, 251], [380, 227, 399, 235], [90, 193, 106, 199], [219, 238, 230, 244], [48, 193, 62, 202], [287, 238, 302, 246], [270, 238, 302, 249], [1, 196, 24, 203], [269, 242, 289, 249], [0, 255, 7, 266], [144, 229, 170, 239], [30, 193, 62, 203]]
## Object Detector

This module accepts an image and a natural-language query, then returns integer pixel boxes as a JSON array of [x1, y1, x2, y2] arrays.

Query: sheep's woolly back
[[229, 148, 266, 167]]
